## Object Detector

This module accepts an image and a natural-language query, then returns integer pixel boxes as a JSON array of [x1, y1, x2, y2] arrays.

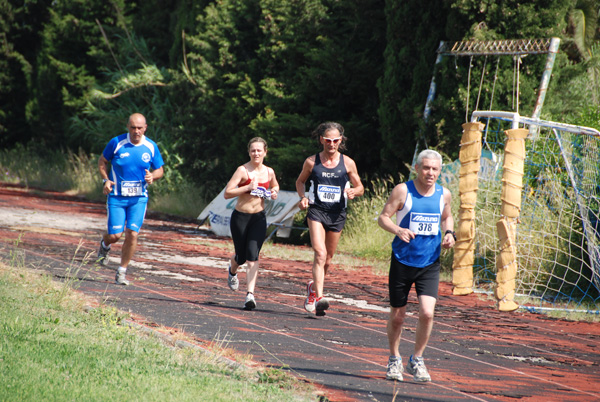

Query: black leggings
[[230, 209, 267, 265]]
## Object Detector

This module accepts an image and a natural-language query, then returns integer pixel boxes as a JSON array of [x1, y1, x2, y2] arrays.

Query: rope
[[475, 56, 487, 112], [465, 56, 473, 123], [512, 56, 522, 113], [512, 56, 517, 111], [489, 57, 500, 111], [516, 56, 521, 114]]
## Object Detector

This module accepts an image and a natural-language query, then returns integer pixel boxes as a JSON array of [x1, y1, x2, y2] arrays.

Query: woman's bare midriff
[[235, 193, 265, 214]]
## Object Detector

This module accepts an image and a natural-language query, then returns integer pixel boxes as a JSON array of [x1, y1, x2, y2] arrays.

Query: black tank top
[[307, 153, 349, 212]]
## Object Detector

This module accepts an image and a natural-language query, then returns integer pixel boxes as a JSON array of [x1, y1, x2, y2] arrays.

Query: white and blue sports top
[[307, 153, 350, 212], [391, 180, 445, 268], [102, 133, 164, 198]]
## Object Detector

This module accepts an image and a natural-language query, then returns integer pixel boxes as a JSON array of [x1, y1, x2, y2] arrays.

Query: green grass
[[0, 142, 208, 218], [0, 255, 314, 402], [0, 143, 102, 198]]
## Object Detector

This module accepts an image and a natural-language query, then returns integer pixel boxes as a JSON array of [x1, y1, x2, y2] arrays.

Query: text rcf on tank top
[[321, 171, 341, 178]]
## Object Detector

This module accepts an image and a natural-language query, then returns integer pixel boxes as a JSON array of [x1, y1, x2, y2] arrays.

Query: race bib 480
[[317, 184, 341, 203], [408, 212, 440, 236]]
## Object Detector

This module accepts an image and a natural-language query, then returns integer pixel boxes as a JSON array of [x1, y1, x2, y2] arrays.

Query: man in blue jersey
[[96, 113, 164, 285], [378, 149, 455, 382]]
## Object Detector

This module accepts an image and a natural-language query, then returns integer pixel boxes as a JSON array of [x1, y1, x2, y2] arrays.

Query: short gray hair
[[416, 149, 442, 166]]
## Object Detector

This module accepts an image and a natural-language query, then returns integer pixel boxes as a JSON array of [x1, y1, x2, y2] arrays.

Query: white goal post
[[451, 110, 600, 312]]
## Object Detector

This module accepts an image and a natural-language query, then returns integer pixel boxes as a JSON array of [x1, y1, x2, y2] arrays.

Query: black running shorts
[[306, 207, 347, 233], [388, 255, 440, 308]]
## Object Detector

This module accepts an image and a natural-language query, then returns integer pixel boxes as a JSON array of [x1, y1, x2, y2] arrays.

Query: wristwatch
[[445, 230, 456, 241], [102, 179, 108, 184]]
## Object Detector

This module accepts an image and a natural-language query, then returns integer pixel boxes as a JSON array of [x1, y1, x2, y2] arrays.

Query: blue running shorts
[[106, 196, 149, 234]]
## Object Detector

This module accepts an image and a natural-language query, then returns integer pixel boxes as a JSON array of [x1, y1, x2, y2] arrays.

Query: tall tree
[[27, 0, 131, 147], [378, 0, 450, 174], [179, 0, 385, 191], [0, 0, 51, 146]]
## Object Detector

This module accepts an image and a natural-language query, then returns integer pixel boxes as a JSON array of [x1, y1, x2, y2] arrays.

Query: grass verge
[[0, 258, 314, 401]]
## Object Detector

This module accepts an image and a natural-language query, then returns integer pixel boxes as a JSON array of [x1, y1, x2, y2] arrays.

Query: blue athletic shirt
[[307, 153, 350, 212], [391, 180, 445, 268], [102, 133, 164, 198]]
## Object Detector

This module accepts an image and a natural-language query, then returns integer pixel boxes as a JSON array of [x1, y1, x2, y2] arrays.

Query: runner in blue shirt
[[378, 149, 455, 383], [96, 113, 164, 285]]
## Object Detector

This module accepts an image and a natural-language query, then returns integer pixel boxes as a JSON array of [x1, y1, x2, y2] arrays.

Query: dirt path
[[1, 182, 599, 402]]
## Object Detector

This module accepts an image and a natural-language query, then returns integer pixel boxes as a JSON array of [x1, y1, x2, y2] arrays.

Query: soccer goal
[[452, 111, 600, 312]]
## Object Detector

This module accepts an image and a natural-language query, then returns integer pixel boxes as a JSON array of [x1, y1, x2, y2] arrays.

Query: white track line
[[11, 244, 599, 401], [287, 300, 600, 399], [88, 258, 597, 400]]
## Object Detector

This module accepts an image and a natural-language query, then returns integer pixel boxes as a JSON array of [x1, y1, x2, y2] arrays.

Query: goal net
[[451, 111, 600, 312]]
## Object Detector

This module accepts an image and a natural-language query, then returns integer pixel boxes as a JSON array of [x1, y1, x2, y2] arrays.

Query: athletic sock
[[118, 267, 127, 274], [101, 240, 110, 250]]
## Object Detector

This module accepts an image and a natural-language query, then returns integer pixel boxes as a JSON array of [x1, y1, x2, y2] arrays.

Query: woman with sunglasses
[[296, 122, 364, 316]]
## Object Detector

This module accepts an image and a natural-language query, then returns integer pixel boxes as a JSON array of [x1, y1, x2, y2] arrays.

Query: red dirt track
[[0, 182, 599, 402]]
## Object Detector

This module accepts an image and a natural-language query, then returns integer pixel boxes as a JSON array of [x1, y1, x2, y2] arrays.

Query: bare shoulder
[[343, 154, 357, 167], [381, 182, 407, 214], [394, 182, 408, 194], [303, 154, 316, 170], [265, 165, 276, 176], [386, 182, 408, 203], [232, 165, 248, 179], [442, 186, 452, 198]]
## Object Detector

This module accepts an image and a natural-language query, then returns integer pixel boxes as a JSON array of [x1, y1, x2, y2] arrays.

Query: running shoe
[[406, 355, 431, 382], [115, 268, 130, 286], [97, 240, 110, 265], [386, 357, 404, 381], [315, 296, 329, 317], [244, 293, 256, 310], [227, 264, 239, 291], [304, 280, 316, 313]]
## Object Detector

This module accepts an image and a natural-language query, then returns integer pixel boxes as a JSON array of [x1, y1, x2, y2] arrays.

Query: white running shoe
[[386, 357, 404, 381], [406, 355, 431, 382], [304, 280, 316, 313], [244, 293, 256, 310], [228, 265, 239, 291], [97, 241, 110, 265], [115, 268, 130, 286]]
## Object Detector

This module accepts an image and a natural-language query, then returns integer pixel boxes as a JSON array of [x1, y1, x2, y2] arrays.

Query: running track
[[0, 183, 598, 402]]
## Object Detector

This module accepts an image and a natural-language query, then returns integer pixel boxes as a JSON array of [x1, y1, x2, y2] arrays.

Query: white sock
[[101, 240, 110, 249], [117, 267, 127, 274]]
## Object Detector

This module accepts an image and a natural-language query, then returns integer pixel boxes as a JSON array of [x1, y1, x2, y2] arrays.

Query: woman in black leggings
[[224, 137, 279, 310]]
